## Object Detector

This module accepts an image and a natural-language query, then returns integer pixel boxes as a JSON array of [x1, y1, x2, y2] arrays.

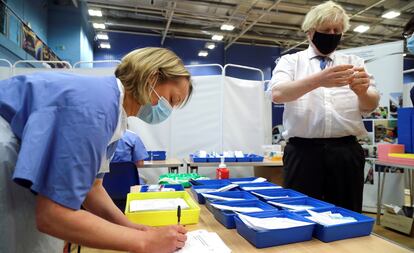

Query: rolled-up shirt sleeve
[[268, 55, 296, 91]]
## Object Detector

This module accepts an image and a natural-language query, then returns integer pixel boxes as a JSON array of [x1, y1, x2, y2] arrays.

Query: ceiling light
[[205, 42, 215, 50], [220, 24, 235, 31], [381, 10, 400, 19], [353, 24, 369, 33], [96, 33, 109, 40], [212, 34, 224, 41], [93, 23, 106, 29], [88, 9, 102, 17], [403, 53, 407, 57], [100, 42, 111, 49], [198, 50, 208, 57]]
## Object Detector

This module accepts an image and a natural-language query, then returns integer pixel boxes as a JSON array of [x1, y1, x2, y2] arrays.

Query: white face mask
[[136, 87, 173, 124]]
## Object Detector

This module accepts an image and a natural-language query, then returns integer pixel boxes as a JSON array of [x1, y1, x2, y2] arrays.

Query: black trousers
[[283, 136, 365, 213]]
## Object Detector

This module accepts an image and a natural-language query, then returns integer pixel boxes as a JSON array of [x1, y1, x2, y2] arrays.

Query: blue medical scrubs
[[411, 86, 414, 105], [111, 130, 149, 163], [0, 72, 121, 252]]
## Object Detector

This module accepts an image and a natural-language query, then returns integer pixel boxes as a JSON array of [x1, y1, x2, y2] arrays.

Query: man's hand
[[349, 67, 370, 97], [317, 64, 354, 88]]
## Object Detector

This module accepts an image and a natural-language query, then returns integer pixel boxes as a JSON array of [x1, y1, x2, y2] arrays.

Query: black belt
[[288, 136, 357, 146]]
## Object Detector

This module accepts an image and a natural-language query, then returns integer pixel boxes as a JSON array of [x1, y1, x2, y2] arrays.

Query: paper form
[[129, 198, 189, 212], [194, 184, 239, 194], [241, 186, 282, 191], [305, 210, 357, 226], [176, 229, 231, 253], [231, 177, 267, 184], [237, 213, 313, 231], [250, 191, 289, 199], [267, 201, 314, 211], [211, 203, 264, 213], [201, 193, 245, 201]]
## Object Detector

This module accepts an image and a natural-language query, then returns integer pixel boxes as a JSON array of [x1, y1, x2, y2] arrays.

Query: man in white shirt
[[270, 1, 379, 212]]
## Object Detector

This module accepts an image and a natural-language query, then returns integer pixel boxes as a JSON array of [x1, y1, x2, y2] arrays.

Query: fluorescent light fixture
[[403, 53, 407, 57], [96, 33, 109, 40], [205, 42, 215, 50], [212, 34, 224, 41], [100, 42, 111, 49], [198, 50, 208, 57], [220, 24, 235, 31], [381, 10, 400, 19], [353, 24, 369, 33], [88, 9, 102, 17], [93, 23, 106, 29]]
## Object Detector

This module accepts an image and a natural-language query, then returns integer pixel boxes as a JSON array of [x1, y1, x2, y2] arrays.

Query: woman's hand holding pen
[[134, 225, 187, 253]]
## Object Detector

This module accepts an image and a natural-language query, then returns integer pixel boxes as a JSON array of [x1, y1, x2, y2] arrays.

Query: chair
[[103, 162, 140, 211]]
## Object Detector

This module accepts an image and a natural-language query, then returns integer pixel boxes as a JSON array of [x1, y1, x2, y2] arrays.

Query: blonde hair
[[302, 1, 350, 33], [115, 47, 192, 105]]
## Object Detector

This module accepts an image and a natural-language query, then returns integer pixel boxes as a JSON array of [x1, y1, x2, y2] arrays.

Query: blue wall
[[0, 0, 93, 65], [7, 0, 48, 43]]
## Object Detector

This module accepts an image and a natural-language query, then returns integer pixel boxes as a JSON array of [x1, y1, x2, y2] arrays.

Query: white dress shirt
[[269, 46, 376, 140]]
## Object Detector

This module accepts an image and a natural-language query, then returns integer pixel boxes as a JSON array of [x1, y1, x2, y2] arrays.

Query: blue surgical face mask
[[407, 34, 414, 54], [137, 88, 173, 124]]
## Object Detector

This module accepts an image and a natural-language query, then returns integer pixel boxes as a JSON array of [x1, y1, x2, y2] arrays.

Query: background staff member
[[270, 1, 379, 213]]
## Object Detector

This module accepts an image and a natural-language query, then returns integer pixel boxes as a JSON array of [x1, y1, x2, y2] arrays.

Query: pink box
[[377, 144, 405, 162], [387, 157, 414, 166]]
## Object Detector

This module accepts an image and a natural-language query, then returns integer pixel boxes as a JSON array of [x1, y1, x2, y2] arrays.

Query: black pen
[[177, 205, 181, 225]]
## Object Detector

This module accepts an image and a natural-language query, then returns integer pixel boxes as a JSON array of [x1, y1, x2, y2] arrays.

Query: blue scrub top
[[111, 130, 149, 163], [411, 86, 414, 106], [0, 72, 120, 210]]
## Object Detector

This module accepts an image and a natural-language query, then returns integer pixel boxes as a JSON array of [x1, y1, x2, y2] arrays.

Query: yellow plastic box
[[124, 191, 200, 226]]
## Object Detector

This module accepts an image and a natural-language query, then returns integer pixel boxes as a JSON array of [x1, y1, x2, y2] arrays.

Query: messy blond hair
[[115, 47, 192, 106], [302, 1, 350, 32]]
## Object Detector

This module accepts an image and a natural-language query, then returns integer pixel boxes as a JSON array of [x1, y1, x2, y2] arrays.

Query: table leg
[[170, 166, 179, 174], [409, 170, 413, 207], [377, 166, 387, 225], [190, 166, 198, 174], [376, 164, 381, 225]]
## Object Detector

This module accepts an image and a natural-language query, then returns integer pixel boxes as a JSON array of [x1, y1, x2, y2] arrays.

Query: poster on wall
[[22, 25, 36, 57]]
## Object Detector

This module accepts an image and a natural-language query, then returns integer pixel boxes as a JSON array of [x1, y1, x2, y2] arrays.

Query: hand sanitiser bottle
[[216, 156, 229, 179]]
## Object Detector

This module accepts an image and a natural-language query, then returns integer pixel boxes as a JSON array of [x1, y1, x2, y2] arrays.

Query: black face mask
[[311, 31, 342, 55]]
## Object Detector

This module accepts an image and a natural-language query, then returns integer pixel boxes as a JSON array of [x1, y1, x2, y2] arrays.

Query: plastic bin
[[204, 191, 259, 213], [248, 154, 264, 162], [239, 182, 282, 191], [125, 191, 200, 226], [267, 197, 334, 212], [228, 177, 261, 184], [211, 200, 276, 229], [249, 188, 306, 201], [297, 207, 375, 242], [151, 151, 166, 160], [190, 179, 231, 186], [159, 173, 203, 188], [234, 210, 315, 248], [236, 154, 250, 162], [207, 156, 221, 162], [191, 184, 239, 204], [140, 184, 184, 192], [190, 154, 208, 163]]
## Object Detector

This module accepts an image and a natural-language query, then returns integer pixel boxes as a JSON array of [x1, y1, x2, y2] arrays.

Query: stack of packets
[[176, 229, 231, 253], [129, 198, 188, 212], [304, 210, 357, 226], [237, 213, 312, 231]]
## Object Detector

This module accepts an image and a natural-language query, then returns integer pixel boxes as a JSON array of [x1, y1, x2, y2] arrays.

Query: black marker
[[177, 205, 181, 225]]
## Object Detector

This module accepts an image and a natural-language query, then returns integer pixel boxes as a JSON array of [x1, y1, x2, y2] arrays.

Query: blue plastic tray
[[239, 182, 281, 191], [249, 188, 306, 201], [267, 197, 334, 212], [236, 155, 250, 162], [223, 157, 237, 162], [248, 154, 264, 162], [191, 184, 239, 204], [207, 156, 221, 162], [234, 210, 315, 248], [211, 200, 277, 229], [228, 177, 260, 184], [151, 151, 166, 160], [204, 191, 259, 214], [190, 154, 208, 162], [140, 184, 184, 192], [189, 179, 231, 186], [298, 207, 375, 242]]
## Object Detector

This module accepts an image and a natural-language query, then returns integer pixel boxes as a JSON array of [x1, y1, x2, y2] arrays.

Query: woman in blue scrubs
[[0, 47, 192, 253]]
